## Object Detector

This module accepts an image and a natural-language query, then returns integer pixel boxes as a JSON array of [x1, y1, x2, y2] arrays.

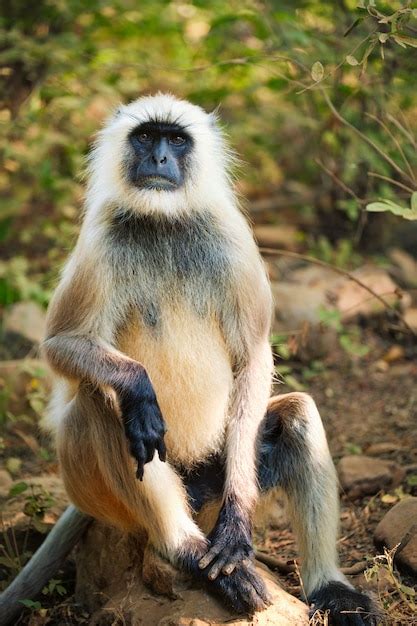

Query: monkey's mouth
[[137, 176, 179, 191]]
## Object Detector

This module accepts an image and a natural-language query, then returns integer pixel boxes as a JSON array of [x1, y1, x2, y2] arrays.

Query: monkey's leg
[[258, 392, 379, 626], [58, 386, 269, 614], [198, 343, 273, 612]]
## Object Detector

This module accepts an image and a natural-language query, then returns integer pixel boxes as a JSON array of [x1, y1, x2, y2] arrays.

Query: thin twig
[[321, 90, 416, 187], [256, 550, 368, 577], [259, 246, 417, 337], [367, 172, 415, 194], [255, 550, 295, 573], [316, 159, 365, 203], [365, 113, 415, 183]]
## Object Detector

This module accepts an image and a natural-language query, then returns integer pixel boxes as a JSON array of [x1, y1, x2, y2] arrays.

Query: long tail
[[0, 505, 91, 625]]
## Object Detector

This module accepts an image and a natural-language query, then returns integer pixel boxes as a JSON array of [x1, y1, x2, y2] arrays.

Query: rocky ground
[[1, 241, 417, 624]]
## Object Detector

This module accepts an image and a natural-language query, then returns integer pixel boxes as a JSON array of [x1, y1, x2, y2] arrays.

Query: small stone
[[382, 345, 405, 363], [366, 442, 403, 456], [403, 308, 417, 332], [338, 455, 406, 498], [389, 248, 417, 288], [271, 282, 330, 332], [0, 469, 13, 496], [374, 497, 417, 575], [254, 224, 299, 250], [3, 301, 47, 345]]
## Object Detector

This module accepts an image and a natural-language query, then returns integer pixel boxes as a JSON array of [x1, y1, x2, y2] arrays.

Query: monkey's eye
[[138, 133, 152, 143], [169, 136, 186, 146]]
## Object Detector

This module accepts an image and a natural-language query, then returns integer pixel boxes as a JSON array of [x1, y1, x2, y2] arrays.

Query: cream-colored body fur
[[117, 305, 233, 464]]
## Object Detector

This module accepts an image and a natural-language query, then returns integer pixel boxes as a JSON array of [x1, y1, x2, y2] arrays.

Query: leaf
[[19, 599, 42, 610], [8, 481, 29, 497], [406, 474, 417, 487], [346, 54, 359, 66], [366, 200, 417, 220], [393, 35, 417, 49], [311, 61, 324, 82], [340, 334, 369, 357], [381, 493, 398, 504]]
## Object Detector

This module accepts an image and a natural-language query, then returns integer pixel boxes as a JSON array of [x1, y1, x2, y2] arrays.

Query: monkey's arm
[[43, 263, 166, 479]]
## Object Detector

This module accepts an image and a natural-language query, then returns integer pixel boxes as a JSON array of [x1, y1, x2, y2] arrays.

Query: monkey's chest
[[117, 305, 233, 465]]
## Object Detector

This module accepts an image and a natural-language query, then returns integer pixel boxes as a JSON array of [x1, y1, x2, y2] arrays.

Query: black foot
[[198, 497, 253, 578], [208, 561, 272, 614], [181, 548, 271, 614], [309, 581, 380, 625]]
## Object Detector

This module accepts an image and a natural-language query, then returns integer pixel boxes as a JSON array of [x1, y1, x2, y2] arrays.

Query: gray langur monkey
[[40, 94, 376, 623]]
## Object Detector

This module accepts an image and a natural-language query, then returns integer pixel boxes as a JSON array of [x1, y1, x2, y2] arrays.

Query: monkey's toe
[[309, 581, 380, 625], [209, 563, 272, 615]]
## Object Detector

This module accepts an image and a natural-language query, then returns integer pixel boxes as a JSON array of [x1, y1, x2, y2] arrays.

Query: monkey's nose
[[152, 154, 167, 165]]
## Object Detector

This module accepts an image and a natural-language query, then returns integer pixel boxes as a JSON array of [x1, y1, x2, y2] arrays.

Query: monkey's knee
[[257, 392, 329, 492], [264, 391, 319, 440]]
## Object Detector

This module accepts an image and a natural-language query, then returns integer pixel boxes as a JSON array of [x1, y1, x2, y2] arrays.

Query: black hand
[[116, 370, 167, 480], [199, 497, 253, 579]]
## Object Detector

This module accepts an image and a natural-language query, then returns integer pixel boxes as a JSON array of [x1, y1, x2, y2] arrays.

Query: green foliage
[[0, 0, 416, 307], [42, 578, 67, 597]]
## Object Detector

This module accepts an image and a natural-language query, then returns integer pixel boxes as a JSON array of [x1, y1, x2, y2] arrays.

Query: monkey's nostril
[[160, 156, 167, 164]]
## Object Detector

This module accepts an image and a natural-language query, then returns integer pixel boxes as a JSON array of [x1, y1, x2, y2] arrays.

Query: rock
[[403, 308, 417, 332], [271, 264, 410, 330], [374, 497, 417, 575], [0, 469, 13, 496], [3, 301, 46, 345], [254, 224, 299, 250], [271, 282, 330, 332], [338, 455, 406, 498], [332, 266, 410, 321], [77, 521, 308, 626], [365, 442, 403, 456], [389, 248, 417, 288]]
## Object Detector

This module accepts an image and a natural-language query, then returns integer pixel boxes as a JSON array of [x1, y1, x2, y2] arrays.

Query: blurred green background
[[1, 0, 416, 308]]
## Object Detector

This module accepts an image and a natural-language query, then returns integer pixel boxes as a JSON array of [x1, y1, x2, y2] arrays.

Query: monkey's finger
[[208, 554, 229, 580], [144, 443, 155, 464], [199, 545, 222, 569], [136, 463, 144, 480], [156, 438, 167, 462], [222, 562, 236, 575]]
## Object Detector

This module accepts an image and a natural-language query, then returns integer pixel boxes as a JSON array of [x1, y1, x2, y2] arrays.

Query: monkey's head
[[88, 93, 235, 218]]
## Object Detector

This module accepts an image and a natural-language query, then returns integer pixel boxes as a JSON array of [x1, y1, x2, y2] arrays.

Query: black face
[[128, 122, 193, 191]]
